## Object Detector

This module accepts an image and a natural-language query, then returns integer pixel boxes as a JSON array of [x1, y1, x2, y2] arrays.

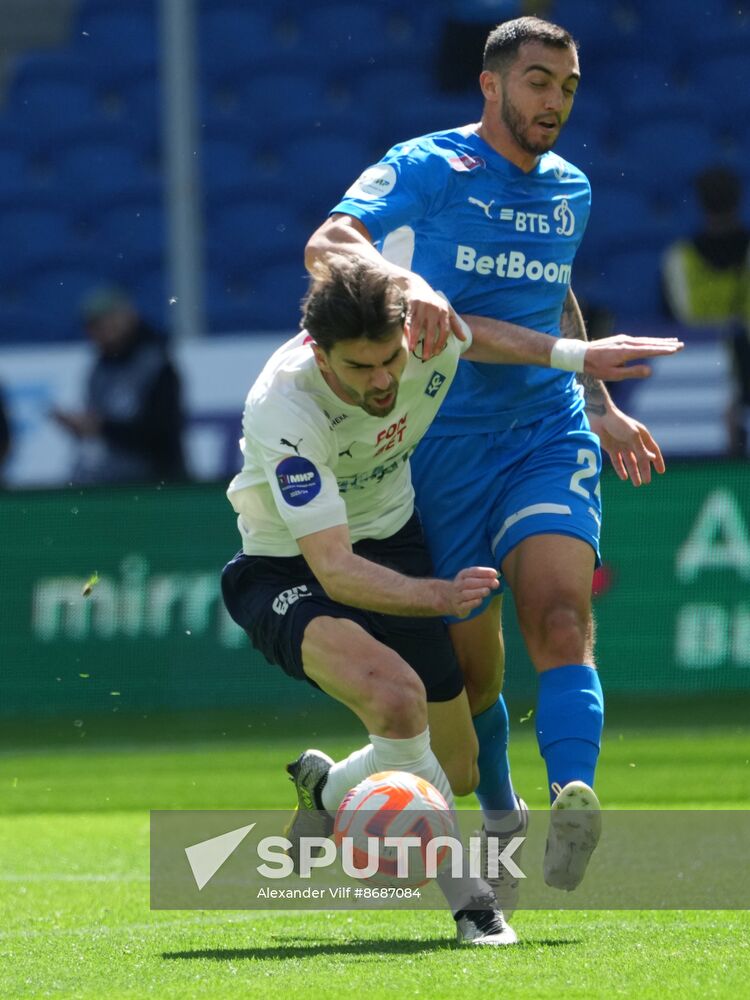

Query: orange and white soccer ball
[[333, 770, 454, 888]]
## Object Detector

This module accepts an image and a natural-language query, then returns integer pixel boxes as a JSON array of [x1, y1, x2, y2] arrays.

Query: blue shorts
[[410, 405, 602, 621]]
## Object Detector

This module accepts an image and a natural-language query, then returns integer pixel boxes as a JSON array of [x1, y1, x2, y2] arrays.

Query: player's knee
[[368, 666, 427, 736], [463, 675, 502, 716], [537, 603, 590, 657]]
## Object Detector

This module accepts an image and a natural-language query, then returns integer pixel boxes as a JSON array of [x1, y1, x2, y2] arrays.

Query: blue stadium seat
[[199, 124, 268, 195], [81, 0, 154, 14], [209, 198, 309, 265], [125, 261, 169, 330], [587, 187, 660, 246], [632, 1, 750, 58], [199, 7, 284, 74], [0, 147, 32, 197], [615, 118, 716, 197], [0, 304, 60, 344], [363, 93, 474, 155], [283, 133, 372, 213], [552, 0, 624, 50], [24, 260, 113, 340], [0, 202, 72, 270], [298, 4, 414, 70], [8, 71, 99, 132], [619, 85, 715, 128], [593, 245, 663, 321], [75, 8, 158, 73], [98, 193, 166, 263], [57, 136, 157, 204], [698, 52, 750, 97], [587, 54, 677, 110], [206, 259, 306, 331], [232, 72, 330, 136]]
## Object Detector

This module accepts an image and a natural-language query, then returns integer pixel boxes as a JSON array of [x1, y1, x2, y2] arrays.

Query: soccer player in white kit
[[221, 258, 681, 942]]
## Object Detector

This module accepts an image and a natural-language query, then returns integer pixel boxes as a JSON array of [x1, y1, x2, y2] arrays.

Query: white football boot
[[480, 796, 528, 918], [543, 780, 601, 891], [454, 894, 518, 946]]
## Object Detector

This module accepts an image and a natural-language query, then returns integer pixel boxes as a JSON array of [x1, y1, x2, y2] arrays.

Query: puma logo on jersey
[[468, 196, 494, 218], [280, 437, 303, 455], [338, 444, 354, 458]]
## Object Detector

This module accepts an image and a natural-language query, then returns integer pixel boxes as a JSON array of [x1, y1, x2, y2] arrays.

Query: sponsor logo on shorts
[[276, 456, 321, 507], [272, 585, 311, 616], [345, 163, 396, 200], [424, 371, 447, 397], [455, 244, 572, 285]]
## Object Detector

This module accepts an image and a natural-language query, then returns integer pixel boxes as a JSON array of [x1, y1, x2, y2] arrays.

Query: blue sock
[[473, 696, 518, 819], [535, 664, 604, 802]]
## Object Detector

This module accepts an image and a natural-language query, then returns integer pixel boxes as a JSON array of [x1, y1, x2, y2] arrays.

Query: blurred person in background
[[662, 165, 750, 456], [436, 0, 553, 92], [51, 287, 187, 485]]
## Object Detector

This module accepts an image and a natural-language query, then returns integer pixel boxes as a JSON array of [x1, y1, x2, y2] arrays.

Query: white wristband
[[549, 338, 587, 373]]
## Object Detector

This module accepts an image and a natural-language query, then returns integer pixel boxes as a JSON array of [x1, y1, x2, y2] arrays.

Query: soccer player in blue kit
[[306, 17, 666, 899]]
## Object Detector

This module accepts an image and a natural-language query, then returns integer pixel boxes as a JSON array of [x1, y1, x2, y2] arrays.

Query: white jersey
[[228, 329, 470, 555]]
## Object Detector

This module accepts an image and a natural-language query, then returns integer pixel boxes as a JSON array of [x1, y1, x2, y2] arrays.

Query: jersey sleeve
[[244, 391, 347, 539], [331, 142, 440, 243]]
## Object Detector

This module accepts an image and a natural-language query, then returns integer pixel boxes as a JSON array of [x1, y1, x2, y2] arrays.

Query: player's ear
[[479, 69, 501, 102], [311, 342, 331, 373]]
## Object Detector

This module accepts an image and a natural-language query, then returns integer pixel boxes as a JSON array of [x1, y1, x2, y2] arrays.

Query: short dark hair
[[483, 16, 577, 75], [302, 258, 406, 352]]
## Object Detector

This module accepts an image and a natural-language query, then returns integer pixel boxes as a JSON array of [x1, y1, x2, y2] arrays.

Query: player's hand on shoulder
[[447, 566, 499, 618], [583, 334, 684, 382], [406, 273, 466, 362]]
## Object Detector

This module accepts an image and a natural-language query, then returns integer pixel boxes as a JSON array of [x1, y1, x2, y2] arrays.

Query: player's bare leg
[[288, 615, 516, 942], [448, 598, 528, 915], [501, 532, 603, 890], [427, 690, 479, 797]]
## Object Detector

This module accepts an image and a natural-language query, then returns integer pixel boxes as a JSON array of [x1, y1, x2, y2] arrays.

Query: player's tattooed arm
[[561, 288, 609, 416]]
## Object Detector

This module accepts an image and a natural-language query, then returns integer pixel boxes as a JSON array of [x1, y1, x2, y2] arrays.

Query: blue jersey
[[331, 125, 591, 434]]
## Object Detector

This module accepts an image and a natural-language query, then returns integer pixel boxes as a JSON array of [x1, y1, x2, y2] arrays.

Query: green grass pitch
[[1, 702, 749, 999]]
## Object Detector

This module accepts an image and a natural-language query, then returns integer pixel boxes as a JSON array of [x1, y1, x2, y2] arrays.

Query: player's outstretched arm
[[306, 215, 465, 360], [462, 314, 683, 377], [297, 523, 498, 618]]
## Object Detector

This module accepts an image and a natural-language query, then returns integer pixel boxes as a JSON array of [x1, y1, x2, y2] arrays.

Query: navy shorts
[[221, 512, 465, 703]]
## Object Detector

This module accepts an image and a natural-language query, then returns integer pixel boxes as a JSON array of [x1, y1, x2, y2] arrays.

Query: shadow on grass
[[163, 937, 580, 961]]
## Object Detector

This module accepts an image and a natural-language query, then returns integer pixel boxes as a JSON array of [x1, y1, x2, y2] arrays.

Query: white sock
[[320, 728, 494, 916], [321, 729, 453, 813]]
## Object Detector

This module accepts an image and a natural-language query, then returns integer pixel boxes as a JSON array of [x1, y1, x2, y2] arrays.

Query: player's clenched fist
[[448, 566, 500, 618]]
